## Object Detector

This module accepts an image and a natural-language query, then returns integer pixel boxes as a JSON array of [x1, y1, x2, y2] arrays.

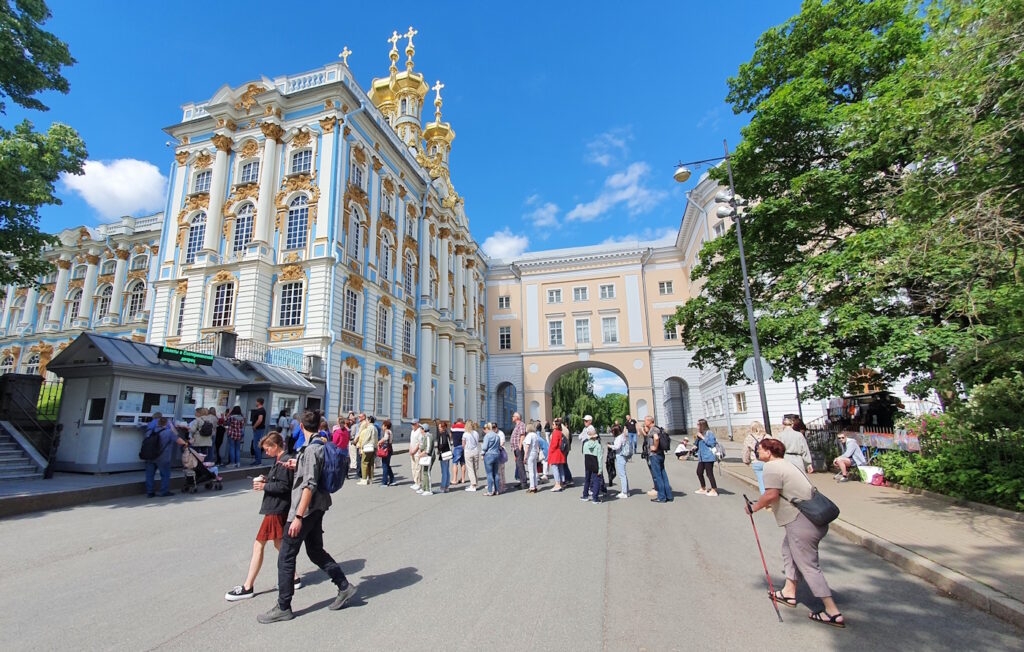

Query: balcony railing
[[181, 335, 318, 375]]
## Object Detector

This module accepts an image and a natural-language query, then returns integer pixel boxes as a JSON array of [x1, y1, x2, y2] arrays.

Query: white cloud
[[591, 369, 627, 397], [524, 194, 559, 230], [696, 106, 724, 131], [481, 228, 529, 260], [566, 162, 667, 222], [61, 159, 168, 220], [585, 127, 632, 167], [601, 227, 677, 246]]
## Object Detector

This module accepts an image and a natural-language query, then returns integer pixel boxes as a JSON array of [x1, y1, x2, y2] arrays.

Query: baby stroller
[[182, 447, 223, 493]]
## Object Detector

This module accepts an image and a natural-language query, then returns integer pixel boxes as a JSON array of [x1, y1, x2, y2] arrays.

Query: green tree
[[0, 0, 86, 287], [598, 393, 629, 430], [671, 0, 1024, 404], [551, 368, 593, 424]]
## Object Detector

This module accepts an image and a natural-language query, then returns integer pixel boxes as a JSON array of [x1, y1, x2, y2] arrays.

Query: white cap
[[584, 415, 593, 421]]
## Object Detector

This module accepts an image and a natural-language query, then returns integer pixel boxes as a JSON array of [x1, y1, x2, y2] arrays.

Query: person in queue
[[547, 418, 567, 492], [462, 420, 481, 492]]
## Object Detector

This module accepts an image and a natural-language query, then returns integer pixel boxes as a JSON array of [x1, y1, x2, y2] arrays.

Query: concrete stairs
[[0, 426, 44, 480]]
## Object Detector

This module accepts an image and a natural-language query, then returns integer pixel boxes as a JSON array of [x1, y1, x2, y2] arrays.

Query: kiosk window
[[86, 398, 106, 422]]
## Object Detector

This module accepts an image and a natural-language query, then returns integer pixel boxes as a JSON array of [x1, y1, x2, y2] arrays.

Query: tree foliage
[[671, 0, 1024, 405], [550, 369, 630, 432], [0, 0, 86, 287]]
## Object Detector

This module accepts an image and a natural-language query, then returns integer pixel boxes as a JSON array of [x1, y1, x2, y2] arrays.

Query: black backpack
[[558, 431, 569, 455], [651, 426, 671, 453], [199, 419, 214, 438], [139, 429, 170, 461]]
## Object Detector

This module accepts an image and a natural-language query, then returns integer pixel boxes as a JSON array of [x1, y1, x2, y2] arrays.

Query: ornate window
[[285, 196, 308, 250], [233, 203, 254, 253], [240, 160, 260, 184], [96, 285, 113, 318], [22, 353, 40, 375], [381, 189, 392, 215], [126, 281, 146, 320], [185, 212, 206, 264], [8, 296, 24, 328], [173, 295, 185, 336], [290, 150, 312, 175], [380, 233, 393, 281], [376, 303, 388, 344], [72, 265, 87, 280], [211, 283, 234, 328], [278, 281, 303, 327], [403, 320, 413, 355], [375, 376, 387, 415], [194, 169, 212, 193], [100, 260, 116, 275], [341, 369, 357, 413], [38, 293, 52, 324], [65, 289, 82, 327], [353, 164, 364, 189], [406, 215, 416, 238], [400, 98, 407, 114], [348, 213, 361, 261], [343, 287, 358, 332], [403, 255, 414, 293], [131, 255, 148, 270], [0, 356, 14, 374]]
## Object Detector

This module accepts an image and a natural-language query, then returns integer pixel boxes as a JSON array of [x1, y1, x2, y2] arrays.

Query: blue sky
[[15, 0, 802, 394]]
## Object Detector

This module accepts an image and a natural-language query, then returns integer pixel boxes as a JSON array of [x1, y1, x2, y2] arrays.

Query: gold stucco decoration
[[240, 140, 260, 158], [279, 264, 304, 281]]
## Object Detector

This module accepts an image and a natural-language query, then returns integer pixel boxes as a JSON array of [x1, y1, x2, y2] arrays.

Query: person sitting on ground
[[832, 433, 866, 482], [746, 438, 845, 629], [674, 437, 695, 461], [225, 432, 300, 602]]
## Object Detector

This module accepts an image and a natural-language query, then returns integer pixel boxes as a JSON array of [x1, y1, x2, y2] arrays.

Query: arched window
[[343, 287, 358, 332], [233, 203, 255, 253], [185, 212, 206, 264], [290, 150, 312, 175], [406, 215, 416, 238], [285, 196, 308, 250], [194, 169, 212, 193], [240, 160, 260, 184], [72, 265, 87, 280], [352, 163, 364, 189], [131, 255, 148, 270], [380, 233, 393, 281], [348, 212, 361, 261], [376, 303, 388, 344], [8, 296, 25, 328], [278, 281, 303, 327], [125, 281, 145, 320], [96, 285, 113, 318], [381, 189, 392, 215], [65, 289, 82, 327], [22, 353, 40, 375], [0, 356, 14, 374], [38, 293, 52, 324], [101, 260, 116, 275], [404, 255, 415, 293], [210, 283, 234, 328], [400, 98, 407, 114]]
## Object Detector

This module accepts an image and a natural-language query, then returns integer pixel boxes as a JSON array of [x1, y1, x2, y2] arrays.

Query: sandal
[[769, 589, 797, 608], [809, 611, 845, 628]]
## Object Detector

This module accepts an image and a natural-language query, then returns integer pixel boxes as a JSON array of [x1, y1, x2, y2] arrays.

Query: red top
[[547, 429, 566, 464], [332, 426, 350, 450]]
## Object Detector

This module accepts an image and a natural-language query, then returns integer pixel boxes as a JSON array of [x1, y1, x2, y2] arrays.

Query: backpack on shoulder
[[558, 432, 569, 455], [314, 437, 349, 493], [621, 435, 634, 459], [199, 419, 214, 439], [713, 441, 727, 462], [651, 426, 671, 453], [139, 428, 170, 461]]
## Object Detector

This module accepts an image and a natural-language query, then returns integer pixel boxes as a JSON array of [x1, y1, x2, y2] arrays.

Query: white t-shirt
[[410, 427, 423, 453], [463, 429, 480, 452], [497, 430, 506, 446], [523, 431, 538, 457]]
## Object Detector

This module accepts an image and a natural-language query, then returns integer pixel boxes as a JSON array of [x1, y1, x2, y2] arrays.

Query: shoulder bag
[[788, 486, 841, 526]]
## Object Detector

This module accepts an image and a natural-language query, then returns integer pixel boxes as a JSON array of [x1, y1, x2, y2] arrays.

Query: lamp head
[[714, 190, 732, 204], [716, 205, 736, 219], [673, 166, 692, 183]]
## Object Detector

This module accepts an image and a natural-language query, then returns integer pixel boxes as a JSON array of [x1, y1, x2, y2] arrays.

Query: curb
[[723, 467, 1024, 631], [885, 482, 1024, 523]]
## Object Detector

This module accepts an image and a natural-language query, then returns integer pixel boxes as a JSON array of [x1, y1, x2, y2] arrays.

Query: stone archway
[[662, 376, 690, 435]]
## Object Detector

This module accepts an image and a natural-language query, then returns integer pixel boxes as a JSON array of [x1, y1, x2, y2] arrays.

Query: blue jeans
[[615, 454, 629, 494], [629, 432, 638, 454], [484, 454, 500, 494], [379, 453, 392, 485], [252, 428, 265, 464], [550, 463, 563, 485], [650, 454, 672, 501], [440, 458, 451, 490], [751, 460, 766, 494], [145, 460, 171, 495], [228, 438, 241, 465]]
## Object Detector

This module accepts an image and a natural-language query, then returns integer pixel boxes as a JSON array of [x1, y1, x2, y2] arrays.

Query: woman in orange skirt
[[225, 431, 299, 601]]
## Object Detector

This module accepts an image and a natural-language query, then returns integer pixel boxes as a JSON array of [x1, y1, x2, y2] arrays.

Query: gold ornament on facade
[[340, 331, 363, 348], [260, 122, 285, 141], [448, 271, 454, 285], [319, 116, 336, 133], [372, 157, 383, 172], [175, 151, 189, 165], [76, 227, 91, 244], [325, 99, 335, 109], [55, 259, 71, 270], [381, 178, 395, 194], [235, 84, 265, 113], [194, 151, 212, 169], [344, 356, 360, 369], [398, 185, 407, 198], [116, 249, 131, 260], [377, 366, 389, 377], [151, 244, 159, 257], [68, 279, 84, 290], [465, 259, 476, 269], [352, 146, 367, 166], [380, 296, 391, 308], [438, 227, 451, 239], [430, 255, 437, 275], [241, 140, 260, 158], [293, 130, 312, 147], [344, 182, 370, 212], [343, 125, 352, 137], [403, 372, 413, 383], [279, 264, 304, 281], [212, 270, 234, 284], [176, 280, 188, 295], [348, 273, 364, 291], [97, 274, 113, 285], [284, 252, 301, 264], [127, 270, 146, 282], [212, 134, 234, 152]]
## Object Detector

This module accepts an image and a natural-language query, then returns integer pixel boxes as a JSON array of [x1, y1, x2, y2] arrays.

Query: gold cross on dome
[[388, 31, 401, 50], [404, 26, 418, 47], [339, 46, 352, 65], [432, 80, 445, 101]]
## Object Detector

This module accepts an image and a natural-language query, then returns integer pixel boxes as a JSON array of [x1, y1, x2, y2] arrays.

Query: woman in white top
[[462, 420, 481, 492], [609, 424, 630, 498], [496, 425, 507, 492], [522, 426, 539, 492]]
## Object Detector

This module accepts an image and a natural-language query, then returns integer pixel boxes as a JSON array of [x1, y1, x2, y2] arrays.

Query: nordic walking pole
[[744, 494, 783, 623]]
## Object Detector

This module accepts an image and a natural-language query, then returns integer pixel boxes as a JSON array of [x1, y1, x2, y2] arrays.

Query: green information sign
[[157, 346, 215, 366]]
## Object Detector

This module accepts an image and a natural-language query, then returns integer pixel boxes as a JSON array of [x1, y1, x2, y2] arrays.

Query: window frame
[[343, 287, 359, 333], [376, 303, 389, 345], [547, 288, 562, 304], [662, 315, 678, 340], [210, 283, 235, 328], [285, 195, 309, 250], [342, 369, 357, 413], [601, 316, 619, 344], [96, 285, 113, 318], [193, 169, 212, 194], [65, 289, 82, 327], [278, 281, 304, 327], [498, 325, 511, 350], [599, 283, 615, 300], [658, 280, 674, 295], [185, 212, 206, 264], [233, 203, 255, 253], [125, 281, 146, 320], [575, 317, 591, 344], [403, 319, 413, 355], [239, 160, 260, 184], [572, 286, 589, 302], [497, 295, 510, 310], [290, 149, 312, 175], [547, 319, 564, 347]]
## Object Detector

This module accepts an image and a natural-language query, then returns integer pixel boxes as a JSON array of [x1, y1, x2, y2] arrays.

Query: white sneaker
[[421, 491, 433, 496], [541, 475, 548, 480], [356, 480, 367, 486], [707, 490, 719, 497], [411, 484, 420, 490], [416, 488, 424, 494], [616, 492, 628, 498], [465, 486, 477, 492], [695, 488, 708, 495]]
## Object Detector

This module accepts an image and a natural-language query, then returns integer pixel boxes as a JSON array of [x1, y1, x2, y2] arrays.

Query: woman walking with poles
[[745, 438, 845, 628]]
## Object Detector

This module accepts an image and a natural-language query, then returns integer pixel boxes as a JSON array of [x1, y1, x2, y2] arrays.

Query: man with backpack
[[141, 416, 188, 497], [259, 411, 356, 624], [644, 415, 674, 503]]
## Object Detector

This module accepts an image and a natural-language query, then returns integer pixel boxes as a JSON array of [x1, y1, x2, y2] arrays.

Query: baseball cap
[[584, 415, 593, 421]]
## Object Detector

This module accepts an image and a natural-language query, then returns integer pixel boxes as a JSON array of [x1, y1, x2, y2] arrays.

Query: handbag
[[499, 447, 508, 464], [441, 451, 453, 461], [362, 442, 375, 453], [789, 487, 840, 526], [418, 454, 431, 466], [376, 443, 389, 458]]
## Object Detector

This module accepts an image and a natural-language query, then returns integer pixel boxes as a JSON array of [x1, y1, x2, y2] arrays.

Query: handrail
[[5, 383, 60, 478]]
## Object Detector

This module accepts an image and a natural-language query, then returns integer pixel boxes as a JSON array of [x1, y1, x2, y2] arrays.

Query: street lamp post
[[675, 139, 773, 434]]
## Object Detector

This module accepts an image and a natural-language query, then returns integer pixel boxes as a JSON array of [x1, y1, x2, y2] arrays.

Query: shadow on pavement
[[345, 566, 422, 607], [297, 558, 367, 589]]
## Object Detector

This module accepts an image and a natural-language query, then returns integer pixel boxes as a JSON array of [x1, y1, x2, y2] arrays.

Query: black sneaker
[[225, 585, 253, 601], [257, 605, 294, 623], [329, 583, 357, 610]]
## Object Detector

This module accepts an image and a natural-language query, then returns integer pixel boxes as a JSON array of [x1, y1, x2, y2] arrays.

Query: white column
[[314, 118, 336, 242], [466, 348, 478, 423], [108, 250, 130, 322], [417, 324, 434, 418], [18, 287, 38, 330], [454, 246, 465, 323], [418, 218, 430, 300], [454, 342, 466, 420], [1, 285, 15, 332], [46, 260, 71, 327], [439, 233, 450, 314], [437, 334, 451, 421], [202, 135, 232, 256], [368, 170, 380, 268], [254, 122, 283, 245], [468, 266, 478, 331], [77, 254, 100, 325], [165, 158, 187, 265]]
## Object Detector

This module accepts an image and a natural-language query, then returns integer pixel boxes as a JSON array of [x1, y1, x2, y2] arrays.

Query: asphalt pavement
[[1, 446, 1019, 651]]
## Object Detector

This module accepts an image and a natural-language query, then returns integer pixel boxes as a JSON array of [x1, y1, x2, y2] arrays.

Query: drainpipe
[[639, 246, 653, 422], [721, 370, 734, 441]]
